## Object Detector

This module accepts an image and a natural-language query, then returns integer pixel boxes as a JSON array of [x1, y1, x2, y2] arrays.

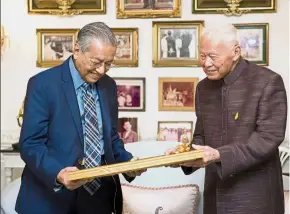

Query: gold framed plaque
[[67, 149, 204, 181]]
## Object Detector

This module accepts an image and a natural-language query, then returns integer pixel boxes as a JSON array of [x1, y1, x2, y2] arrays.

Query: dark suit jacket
[[15, 58, 133, 214], [183, 59, 287, 214]]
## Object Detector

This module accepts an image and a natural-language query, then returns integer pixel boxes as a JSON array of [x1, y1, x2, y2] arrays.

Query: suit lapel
[[61, 59, 84, 146]]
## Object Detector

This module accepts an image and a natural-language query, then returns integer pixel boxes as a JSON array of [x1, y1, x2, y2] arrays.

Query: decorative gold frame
[[28, 0, 106, 15], [116, 0, 181, 19], [159, 77, 199, 111], [112, 28, 138, 67], [36, 28, 79, 68], [234, 23, 269, 66], [192, 0, 277, 14], [157, 121, 193, 140], [152, 21, 204, 67], [67, 149, 204, 181]]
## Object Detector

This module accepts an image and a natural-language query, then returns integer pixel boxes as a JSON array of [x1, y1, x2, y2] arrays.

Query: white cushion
[[122, 184, 199, 214], [1, 178, 21, 214]]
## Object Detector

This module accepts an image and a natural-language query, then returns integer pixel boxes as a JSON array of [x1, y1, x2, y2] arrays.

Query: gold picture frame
[[112, 28, 138, 67], [159, 77, 199, 111], [157, 121, 193, 142], [117, 0, 181, 19], [192, 0, 277, 14], [234, 23, 269, 66], [27, 0, 106, 15], [67, 149, 204, 181], [36, 28, 79, 68], [153, 21, 204, 67]]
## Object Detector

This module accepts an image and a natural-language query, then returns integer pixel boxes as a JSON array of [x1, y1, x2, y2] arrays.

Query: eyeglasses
[[84, 54, 115, 70]]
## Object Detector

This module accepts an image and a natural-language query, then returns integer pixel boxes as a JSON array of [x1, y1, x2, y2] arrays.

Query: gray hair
[[77, 22, 117, 52], [202, 23, 240, 47]]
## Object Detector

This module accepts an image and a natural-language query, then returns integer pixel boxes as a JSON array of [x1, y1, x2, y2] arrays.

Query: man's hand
[[125, 157, 147, 177], [57, 167, 93, 190], [164, 147, 180, 168], [180, 144, 220, 168]]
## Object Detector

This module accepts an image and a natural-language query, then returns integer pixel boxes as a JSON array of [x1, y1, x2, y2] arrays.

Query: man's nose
[[96, 65, 105, 74], [204, 56, 213, 67]]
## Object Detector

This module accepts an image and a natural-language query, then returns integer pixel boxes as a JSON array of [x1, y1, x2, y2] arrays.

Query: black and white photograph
[[37, 29, 79, 67]]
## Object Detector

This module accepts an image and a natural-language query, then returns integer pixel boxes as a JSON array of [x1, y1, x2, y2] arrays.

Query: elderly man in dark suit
[[166, 23, 287, 214], [16, 22, 145, 214]]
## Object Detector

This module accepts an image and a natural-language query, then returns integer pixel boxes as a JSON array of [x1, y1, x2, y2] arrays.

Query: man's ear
[[233, 44, 241, 62], [73, 42, 81, 60]]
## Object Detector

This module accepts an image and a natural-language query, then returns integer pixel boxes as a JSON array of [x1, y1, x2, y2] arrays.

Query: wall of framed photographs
[[0, 0, 289, 146]]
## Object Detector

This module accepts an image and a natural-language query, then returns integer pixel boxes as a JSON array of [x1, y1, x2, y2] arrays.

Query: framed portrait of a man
[[118, 117, 139, 144], [116, 0, 181, 18], [234, 23, 269, 66], [114, 78, 145, 111], [159, 77, 199, 111], [37, 29, 79, 67], [157, 121, 193, 143], [112, 28, 138, 67], [153, 21, 204, 67]]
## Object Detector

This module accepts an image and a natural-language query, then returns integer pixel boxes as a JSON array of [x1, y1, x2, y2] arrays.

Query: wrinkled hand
[[57, 167, 93, 190], [125, 157, 147, 177], [164, 147, 180, 168], [180, 144, 220, 168]]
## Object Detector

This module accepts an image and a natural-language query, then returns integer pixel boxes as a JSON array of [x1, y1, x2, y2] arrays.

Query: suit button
[[230, 174, 234, 177], [223, 130, 226, 134]]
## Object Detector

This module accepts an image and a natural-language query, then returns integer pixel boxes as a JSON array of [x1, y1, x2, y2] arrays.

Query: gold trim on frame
[[36, 28, 79, 68], [234, 23, 269, 66], [192, 0, 276, 14], [67, 149, 204, 181], [116, 0, 181, 19], [112, 28, 139, 67], [28, 0, 106, 15], [159, 77, 199, 112], [152, 21, 204, 67]]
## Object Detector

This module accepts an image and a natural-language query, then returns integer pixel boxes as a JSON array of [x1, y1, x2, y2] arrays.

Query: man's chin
[[206, 74, 222, 81]]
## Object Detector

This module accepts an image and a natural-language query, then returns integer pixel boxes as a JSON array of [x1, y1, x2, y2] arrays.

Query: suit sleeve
[[111, 81, 133, 163], [19, 77, 64, 191], [182, 83, 205, 175], [216, 74, 287, 180]]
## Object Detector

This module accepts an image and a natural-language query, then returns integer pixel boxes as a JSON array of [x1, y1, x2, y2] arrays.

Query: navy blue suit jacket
[[15, 58, 133, 214]]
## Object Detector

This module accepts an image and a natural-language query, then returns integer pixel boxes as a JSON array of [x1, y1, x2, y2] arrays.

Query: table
[[0, 148, 24, 188]]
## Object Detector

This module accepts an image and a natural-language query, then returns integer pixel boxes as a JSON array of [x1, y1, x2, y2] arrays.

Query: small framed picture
[[118, 117, 138, 144], [157, 121, 193, 143], [234, 23, 269, 66], [152, 21, 204, 67], [112, 28, 138, 67], [116, 0, 181, 19], [159, 77, 199, 111], [114, 78, 145, 111], [37, 29, 79, 67]]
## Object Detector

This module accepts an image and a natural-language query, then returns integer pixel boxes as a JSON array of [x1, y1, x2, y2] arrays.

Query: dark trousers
[[68, 160, 117, 214]]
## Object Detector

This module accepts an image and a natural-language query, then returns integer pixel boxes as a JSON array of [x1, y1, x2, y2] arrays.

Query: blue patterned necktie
[[82, 83, 102, 195]]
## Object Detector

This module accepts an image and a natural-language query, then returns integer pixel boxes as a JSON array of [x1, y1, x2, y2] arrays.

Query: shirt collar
[[69, 56, 85, 90], [223, 58, 247, 85]]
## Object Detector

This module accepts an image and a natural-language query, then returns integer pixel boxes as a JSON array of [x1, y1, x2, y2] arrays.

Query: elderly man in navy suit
[[15, 22, 145, 214]]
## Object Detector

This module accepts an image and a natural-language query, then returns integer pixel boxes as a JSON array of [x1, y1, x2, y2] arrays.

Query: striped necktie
[[81, 83, 102, 195]]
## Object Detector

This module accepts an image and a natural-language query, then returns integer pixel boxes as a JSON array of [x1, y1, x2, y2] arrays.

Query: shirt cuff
[[53, 179, 63, 192]]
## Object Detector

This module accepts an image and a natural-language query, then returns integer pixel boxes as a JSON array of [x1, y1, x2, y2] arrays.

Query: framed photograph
[[159, 77, 199, 111], [157, 121, 193, 143], [192, 0, 276, 14], [114, 78, 145, 111], [117, 0, 181, 19], [37, 29, 79, 67], [112, 28, 138, 67], [234, 23, 269, 66], [152, 21, 204, 67], [28, 0, 106, 15], [118, 117, 139, 144]]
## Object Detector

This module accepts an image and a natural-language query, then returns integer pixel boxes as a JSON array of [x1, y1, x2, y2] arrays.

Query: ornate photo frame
[[234, 23, 269, 66], [152, 21, 204, 67], [159, 77, 199, 111], [112, 28, 138, 67], [36, 28, 79, 68], [117, 0, 181, 19]]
